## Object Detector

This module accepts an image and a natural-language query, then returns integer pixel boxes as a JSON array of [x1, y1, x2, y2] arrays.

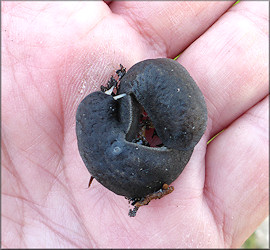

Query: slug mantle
[[76, 58, 208, 217]]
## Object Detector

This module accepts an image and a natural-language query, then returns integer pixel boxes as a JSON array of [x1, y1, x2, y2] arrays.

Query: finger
[[178, 1, 269, 137], [1, 0, 112, 217], [110, 1, 234, 58], [2, 1, 112, 127], [204, 96, 269, 247]]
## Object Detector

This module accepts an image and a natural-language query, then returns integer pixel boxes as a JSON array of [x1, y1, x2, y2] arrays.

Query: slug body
[[76, 58, 207, 211]]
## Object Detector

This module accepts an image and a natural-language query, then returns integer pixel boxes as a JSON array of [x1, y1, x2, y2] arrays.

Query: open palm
[[2, 1, 268, 248]]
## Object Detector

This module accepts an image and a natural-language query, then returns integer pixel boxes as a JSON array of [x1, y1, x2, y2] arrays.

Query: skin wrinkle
[[153, 215, 180, 246], [203, 185, 227, 246], [41, 207, 89, 243], [19, 187, 90, 248], [2, 190, 25, 246], [14, 194, 87, 248], [184, 1, 197, 16], [111, 2, 234, 58], [14, 138, 62, 177], [196, 198, 207, 246], [180, 17, 268, 140], [2, 140, 19, 181], [196, 197, 220, 248], [57, 51, 82, 134], [204, 97, 268, 247], [18, 197, 26, 247], [26, 109, 63, 157], [3, 44, 21, 83], [110, 219, 136, 247], [4, 146, 56, 206], [7, 2, 111, 43], [2, 146, 27, 247], [146, 20, 170, 57], [248, 190, 268, 219], [3, 192, 47, 209], [3, 51, 64, 156], [13, 2, 49, 19], [11, 144, 75, 214], [231, 194, 267, 247], [64, 184, 100, 247], [113, 4, 166, 54], [205, 175, 236, 248], [57, 193, 97, 247], [8, 191, 78, 248], [59, 48, 117, 131], [77, 10, 110, 42], [55, 74, 65, 155], [2, 2, 20, 14], [132, 13, 170, 57], [42, 161, 65, 200], [122, 211, 141, 238], [3, 109, 93, 247], [21, 113, 63, 158], [112, 7, 168, 57], [20, 134, 43, 153], [13, 126, 61, 163], [4, 1, 103, 248], [70, 221, 95, 245], [26, 5, 48, 25], [61, 5, 82, 28], [37, 219, 84, 248], [68, 203, 98, 248], [2, 141, 31, 214], [31, 86, 64, 139], [2, 214, 24, 232], [228, 7, 268, 36], [86, 187, 106, 210], [27, 76, 64, 138], [206, 33, 242, 73], [244, 99, 269, 135]]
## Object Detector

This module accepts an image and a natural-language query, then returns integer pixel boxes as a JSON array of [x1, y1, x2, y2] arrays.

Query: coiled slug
[[76, 58, 207, 217]]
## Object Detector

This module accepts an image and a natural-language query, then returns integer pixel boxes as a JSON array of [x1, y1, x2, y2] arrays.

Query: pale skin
[[2, 1, 269, 248]]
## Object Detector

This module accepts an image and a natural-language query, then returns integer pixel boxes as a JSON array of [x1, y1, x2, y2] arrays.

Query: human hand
[[2, 1, 268, 248]]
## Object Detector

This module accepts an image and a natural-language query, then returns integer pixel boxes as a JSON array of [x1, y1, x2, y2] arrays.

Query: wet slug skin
[[76, 58, 208, 217]]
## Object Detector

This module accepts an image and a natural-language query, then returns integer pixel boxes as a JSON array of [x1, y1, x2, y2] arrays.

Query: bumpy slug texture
[[76, 58, 207, 199]]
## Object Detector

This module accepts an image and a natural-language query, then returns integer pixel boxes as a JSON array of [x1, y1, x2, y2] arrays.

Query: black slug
[[76, 58, 207, 217]]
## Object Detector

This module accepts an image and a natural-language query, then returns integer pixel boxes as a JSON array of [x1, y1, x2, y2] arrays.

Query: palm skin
[[2, 1, 268, 248]]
